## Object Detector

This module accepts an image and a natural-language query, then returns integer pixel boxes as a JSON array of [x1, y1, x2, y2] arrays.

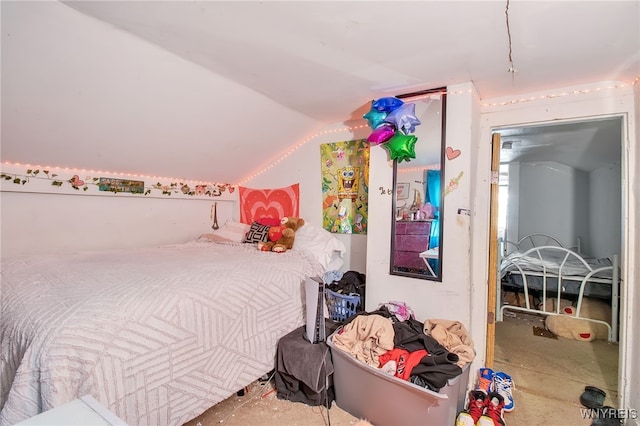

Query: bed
[[497, 233, 620, 342], [0, 221, 346, 426]]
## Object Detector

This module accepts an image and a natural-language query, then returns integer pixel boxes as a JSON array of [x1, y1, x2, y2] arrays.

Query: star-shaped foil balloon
[[384, 103, 421, 135], [363, 102, 388, 129], [372, 96, 404, 112], [366, 124, 396, 145], [382, 132, 418, 163]]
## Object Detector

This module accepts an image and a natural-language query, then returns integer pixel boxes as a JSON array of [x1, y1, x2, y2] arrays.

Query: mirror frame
[[390, 87, 447, 281]]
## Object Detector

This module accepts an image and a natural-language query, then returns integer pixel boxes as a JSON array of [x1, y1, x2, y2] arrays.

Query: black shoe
[[591, 406, 622, 426], [580, 386, 606, 409]]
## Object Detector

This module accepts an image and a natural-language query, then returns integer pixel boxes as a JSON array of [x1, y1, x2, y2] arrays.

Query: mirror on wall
[[390, 88, 446, 281]]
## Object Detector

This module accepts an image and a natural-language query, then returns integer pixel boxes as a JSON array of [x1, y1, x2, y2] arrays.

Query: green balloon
[[382, 132, 417, 162]]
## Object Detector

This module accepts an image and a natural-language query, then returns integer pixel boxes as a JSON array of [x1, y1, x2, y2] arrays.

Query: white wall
[[628, 80, 640, 426], [590, 163, 622, 259], [477, 81, 637, 414], [365, 82, 478, 325], [515, 161, 589, 250], [506, 157, 621, 258], [240, 122, 372, 274], [0, 165, 237, 258]]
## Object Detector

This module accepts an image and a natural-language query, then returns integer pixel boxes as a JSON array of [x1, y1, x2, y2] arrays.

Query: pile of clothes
[[331, 302, 475, 392]]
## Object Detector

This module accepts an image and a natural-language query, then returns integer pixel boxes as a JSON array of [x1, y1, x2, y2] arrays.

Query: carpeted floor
[[494, 312, 619, 425], [183, 378, 359, 426]]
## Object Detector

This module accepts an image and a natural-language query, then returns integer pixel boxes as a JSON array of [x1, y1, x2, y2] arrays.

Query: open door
[[485, 132, 501, 368]]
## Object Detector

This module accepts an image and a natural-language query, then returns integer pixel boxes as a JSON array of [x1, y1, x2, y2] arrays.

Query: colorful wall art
[[320, 139, 369, 234]]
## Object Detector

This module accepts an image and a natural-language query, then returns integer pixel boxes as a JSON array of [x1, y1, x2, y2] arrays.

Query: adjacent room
[[1, 2, 639, 426], [493, 117, 624, 422]]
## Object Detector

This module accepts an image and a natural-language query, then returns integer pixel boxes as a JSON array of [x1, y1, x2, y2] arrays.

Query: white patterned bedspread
[[1, 241, 323, 425]]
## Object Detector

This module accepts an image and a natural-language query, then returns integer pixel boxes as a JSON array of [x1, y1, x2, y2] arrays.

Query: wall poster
[[320, 139, 369, 234]]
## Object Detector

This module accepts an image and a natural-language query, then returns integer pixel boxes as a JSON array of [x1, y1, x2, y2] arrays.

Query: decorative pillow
[[204, 220, 251, 243], [239, 184, 299, 224], [258, 217, 281, 227], [292, 222, 346, 270], [243, 222, 271, 243]]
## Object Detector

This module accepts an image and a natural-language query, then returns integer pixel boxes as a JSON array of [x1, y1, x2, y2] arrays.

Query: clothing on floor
[[423, 318, 475, 367], [378, 348, 428, 380], [392, 317, 462, 391], [330, 311, 466, 392], [275, 325, 334, 407], [377, 301, 416, 322], [331, 314, 395, 367]]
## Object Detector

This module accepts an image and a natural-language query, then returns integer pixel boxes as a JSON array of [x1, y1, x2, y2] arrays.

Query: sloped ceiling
[[1, 1, 638, 183]]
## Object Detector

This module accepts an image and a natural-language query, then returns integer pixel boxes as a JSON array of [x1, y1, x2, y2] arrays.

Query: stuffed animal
[[537, 297, 573, 313], [257, 217, 305, 253], [545, 298, 611, 342], [503, 291, 536, 309]]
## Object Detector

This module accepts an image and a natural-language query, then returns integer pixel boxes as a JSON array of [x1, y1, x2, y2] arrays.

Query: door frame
[[475, 87, 635, 410]]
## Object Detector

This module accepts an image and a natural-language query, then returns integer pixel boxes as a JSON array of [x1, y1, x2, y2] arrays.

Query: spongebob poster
[[320, 139, 369, 234]]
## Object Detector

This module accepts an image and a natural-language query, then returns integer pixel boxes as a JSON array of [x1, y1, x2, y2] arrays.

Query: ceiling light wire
[[505, 0, 516, 74]]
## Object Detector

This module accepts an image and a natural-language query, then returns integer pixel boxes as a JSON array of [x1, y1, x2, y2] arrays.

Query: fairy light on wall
[[237, 123, 369, 185], [480, 81, 635, 108], [0, 161, 227, 187], [398, 164, 441, 173], [3, 77, 637, 188], [239, 78, 638, 184]]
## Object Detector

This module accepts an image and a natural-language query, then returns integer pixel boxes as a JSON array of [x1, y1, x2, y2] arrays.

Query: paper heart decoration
[[70, 175, 84, 188], [446, 147, 461, 160]]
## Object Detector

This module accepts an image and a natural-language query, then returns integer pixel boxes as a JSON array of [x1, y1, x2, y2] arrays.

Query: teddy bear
[[544, 297, 611, 342], [257, 217, 305, 253]]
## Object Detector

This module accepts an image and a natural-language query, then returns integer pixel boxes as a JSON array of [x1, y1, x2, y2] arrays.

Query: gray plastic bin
[[327, 332, 470, 426]]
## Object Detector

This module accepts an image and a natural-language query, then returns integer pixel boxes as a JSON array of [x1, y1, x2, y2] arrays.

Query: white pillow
[[203, 220, 250, 243], [292, 222, 346, 271]]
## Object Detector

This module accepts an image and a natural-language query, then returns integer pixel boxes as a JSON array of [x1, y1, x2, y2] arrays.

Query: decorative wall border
[[0, 164, 237, 201]]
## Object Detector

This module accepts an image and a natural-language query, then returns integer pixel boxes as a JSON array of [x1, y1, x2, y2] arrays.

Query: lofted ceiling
[[1, 1, 638, 183]]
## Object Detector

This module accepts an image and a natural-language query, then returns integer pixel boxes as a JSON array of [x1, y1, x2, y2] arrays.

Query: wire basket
[[325, 288, 361, 322]]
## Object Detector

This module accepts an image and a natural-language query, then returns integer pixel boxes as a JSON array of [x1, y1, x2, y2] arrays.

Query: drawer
[[396, 221, 431, 235], [393, 250, 426, 270], [395, 234, 429, 252]]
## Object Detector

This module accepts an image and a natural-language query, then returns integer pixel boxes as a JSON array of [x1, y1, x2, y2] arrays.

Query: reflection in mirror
[[390, 88, 446, 281]]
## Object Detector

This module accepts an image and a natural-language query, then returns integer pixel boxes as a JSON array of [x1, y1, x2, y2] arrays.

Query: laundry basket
[[325, 289, 360, 322]]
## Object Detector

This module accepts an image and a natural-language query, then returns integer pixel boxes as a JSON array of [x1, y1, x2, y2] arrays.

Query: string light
[[398, 164, 441, 173], [237, 124, 369, 185], [4, 78, 637, 187], [239, 79, 637, 184], [0, 161, 228, 187], [480, 81, 635, 107]]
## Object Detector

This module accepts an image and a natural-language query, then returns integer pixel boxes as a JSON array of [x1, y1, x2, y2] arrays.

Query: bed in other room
[[497, 233, 620, 342]]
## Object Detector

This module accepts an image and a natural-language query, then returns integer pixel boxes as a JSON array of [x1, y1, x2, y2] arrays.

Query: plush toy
[[419, 202, 437, 220], [503, 291, 536, 309], [257, 217, 305, 253], [545, 298, 611, 342], [537, 297, 573, 313]]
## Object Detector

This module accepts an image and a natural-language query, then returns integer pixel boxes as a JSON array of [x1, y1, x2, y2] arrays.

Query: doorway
[[489, 116, 624, 419]]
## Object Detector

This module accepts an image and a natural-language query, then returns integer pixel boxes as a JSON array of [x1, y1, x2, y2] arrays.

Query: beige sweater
[[423, 318, 475, 367], [332, 315, 395, 367]]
